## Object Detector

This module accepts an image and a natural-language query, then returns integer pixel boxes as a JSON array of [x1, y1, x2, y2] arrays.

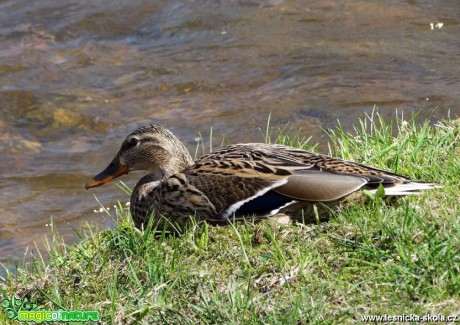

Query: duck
[[85, 124, 439, 230]]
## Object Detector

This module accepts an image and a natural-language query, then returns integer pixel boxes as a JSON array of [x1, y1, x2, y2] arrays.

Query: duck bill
[[85, 161, 129, 189]]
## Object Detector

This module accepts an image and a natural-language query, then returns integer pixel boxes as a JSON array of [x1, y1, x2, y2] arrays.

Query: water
[[1, 0, 459, 264]]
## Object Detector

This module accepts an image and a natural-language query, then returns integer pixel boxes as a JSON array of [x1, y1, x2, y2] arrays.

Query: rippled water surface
[[1, 0, 459, 263]]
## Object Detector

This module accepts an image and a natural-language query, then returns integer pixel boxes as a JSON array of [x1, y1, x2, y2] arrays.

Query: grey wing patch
[[274, 171, 368, 202]]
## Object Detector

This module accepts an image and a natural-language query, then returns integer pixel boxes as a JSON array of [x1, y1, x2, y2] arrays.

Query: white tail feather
[[368, 182, 441, 196]]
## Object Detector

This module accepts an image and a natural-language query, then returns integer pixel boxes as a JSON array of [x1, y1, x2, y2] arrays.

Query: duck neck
[[160, 145, 194, 179], [165, 160, 192, 178]]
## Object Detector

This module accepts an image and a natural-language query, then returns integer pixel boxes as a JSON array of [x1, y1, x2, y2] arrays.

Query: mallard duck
[[85, 125, 439, 229]]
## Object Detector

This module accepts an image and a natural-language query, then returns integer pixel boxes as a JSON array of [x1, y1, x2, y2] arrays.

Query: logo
[[1, 295, 99, 323]]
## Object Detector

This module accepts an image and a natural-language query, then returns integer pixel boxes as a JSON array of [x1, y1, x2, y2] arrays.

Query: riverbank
[[1, 113, 459, 324]]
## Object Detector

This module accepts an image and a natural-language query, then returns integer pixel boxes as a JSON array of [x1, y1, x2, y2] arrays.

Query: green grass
[[1, 112, 459, 324]]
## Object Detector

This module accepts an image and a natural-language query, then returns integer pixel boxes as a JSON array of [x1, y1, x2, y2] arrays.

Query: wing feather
[[275, 171, 367, 201]]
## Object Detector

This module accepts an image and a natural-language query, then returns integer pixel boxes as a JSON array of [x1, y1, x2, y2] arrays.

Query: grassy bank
[[1, 113, 459, 324]]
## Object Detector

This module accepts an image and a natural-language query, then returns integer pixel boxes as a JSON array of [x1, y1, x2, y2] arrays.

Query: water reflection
[[1, 0, 459, 263]]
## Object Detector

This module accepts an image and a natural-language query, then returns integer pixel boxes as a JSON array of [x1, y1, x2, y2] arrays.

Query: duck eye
[[129, 137, 139, 146]]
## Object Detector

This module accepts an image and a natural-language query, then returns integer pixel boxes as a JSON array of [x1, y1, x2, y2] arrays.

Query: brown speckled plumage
[[86, 125, 440, 230]]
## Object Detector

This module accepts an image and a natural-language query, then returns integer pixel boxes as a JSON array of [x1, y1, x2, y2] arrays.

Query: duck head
[[85, 125, 193, 189]]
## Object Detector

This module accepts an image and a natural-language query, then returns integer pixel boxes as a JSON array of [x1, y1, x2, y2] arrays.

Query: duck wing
[[185, 144, 370, 220]]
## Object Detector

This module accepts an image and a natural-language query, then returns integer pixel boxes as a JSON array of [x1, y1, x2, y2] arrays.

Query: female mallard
[[86, 125, 439, 229]]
